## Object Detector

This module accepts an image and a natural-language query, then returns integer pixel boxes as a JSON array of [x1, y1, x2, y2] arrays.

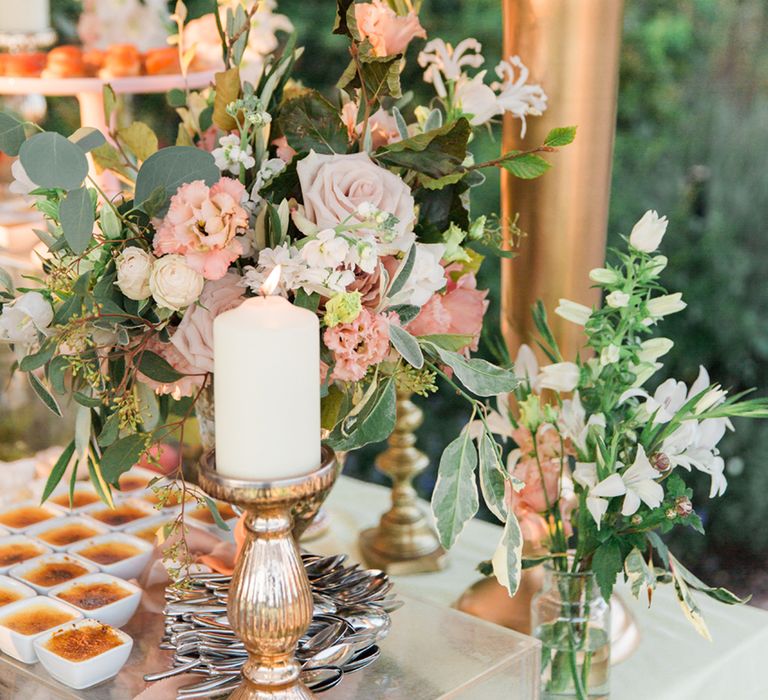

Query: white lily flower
[[555, 299, 591, 326], [491, 55, 547, 138], [0, 291, 54, 345], [629, 210, 668, 253], [589, 267, 620, 285], [606, 290, 630, 308], [646, 293, 686, 320], [620, 446, 664, 516], [539, 362, 580, 393], [600, 344, 620, 367]]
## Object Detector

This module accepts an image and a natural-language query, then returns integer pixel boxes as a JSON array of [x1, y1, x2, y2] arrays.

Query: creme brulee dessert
[[38, 523, 101, 548], [142, 490, 190, 509], [0, 541, 45, 568], [0, 506, 55, 530], [51, 491, 100, 509], [118, 474, 150, 492], [77, 542, 140, 566], [22, 560, 89, 588], [0, 588, 23, 607], [0, 604, 76, 635], [189, 503, 236, 525], [45, 623, 123, 661], [89, 504, 149, 527], [56, 581, 130, 610], [131, 522, 166, 544]]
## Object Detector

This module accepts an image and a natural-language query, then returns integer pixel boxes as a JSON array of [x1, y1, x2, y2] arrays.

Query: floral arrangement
[[0, 1, 574, 579], [474, 211, 768, 696]]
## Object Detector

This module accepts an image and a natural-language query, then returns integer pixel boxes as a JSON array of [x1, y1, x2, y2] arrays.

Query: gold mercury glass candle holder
[[198, 445, 338, 700]]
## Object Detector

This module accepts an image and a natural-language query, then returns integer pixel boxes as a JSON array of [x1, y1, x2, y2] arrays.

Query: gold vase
[[358, 390, 447, 573], [197, 446, 338, 700]]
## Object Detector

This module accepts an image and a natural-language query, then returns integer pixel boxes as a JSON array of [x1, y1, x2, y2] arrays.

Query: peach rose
[[153, 178, 247, 281], [296, 151, 415, 250], [354, 0, 426, 57], [170, 273, 245, 375], [407, 272, 488, 351]]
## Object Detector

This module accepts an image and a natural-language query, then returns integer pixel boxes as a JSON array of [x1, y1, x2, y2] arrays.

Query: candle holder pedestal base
[[359, 391, 446, 574], [198, 446, 338, 700]]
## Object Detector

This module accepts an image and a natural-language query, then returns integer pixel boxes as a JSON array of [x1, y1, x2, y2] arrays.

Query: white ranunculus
[[637, 337, 674, 363], [555, 299, 591, 326], [629, 210, 668, 253], [300, 229, 350, 270], [0, 291, 54, 344], [600, 344, 620, 367], [589, 267, 620, 285], [539, 362, 580, 393], [646, 293, 686, 320], [116, 247, 153, 301], [392, 243, 447, 307], [605, 290, 630, 308], [149, 255, 205, 312]]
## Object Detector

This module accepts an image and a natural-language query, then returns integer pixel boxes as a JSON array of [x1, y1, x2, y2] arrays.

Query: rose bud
[[675, 496, 693, 517], [651, 452, 671, 474]]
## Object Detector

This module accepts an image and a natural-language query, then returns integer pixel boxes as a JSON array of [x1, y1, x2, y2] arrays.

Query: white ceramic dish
[[33, 618, 133, 689], [68, 532, 153, 580], [48, 573, 141, 628], [48, 484, 102, 512], [0, 595, 82, 663], [9, 552, 98, 594], [27, 516, 108, 552], [186, 501, 239, 538], [0, 535, 52, 575], [0, 574, 36, 608], [115, 467, 160, 495], [83, 498, 156, 531], [125, 515, 172, 546], [0, 500, 66, 533]]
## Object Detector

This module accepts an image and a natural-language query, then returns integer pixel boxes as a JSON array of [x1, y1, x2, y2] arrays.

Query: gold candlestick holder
[[198, 446, 338, 700], [359, 390, 447, 574]]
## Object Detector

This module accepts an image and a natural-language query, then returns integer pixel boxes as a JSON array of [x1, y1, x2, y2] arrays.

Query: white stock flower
[[555, 299, 591, 326], [301, 229, 350, 269], [0, 292, 53, 345], [637, 337, 674, 363], [115, 247, 153, 301], [491, 56, 547, 137], [253, 157, 286, 193], [418, 38, 485, 96], [589, 267, 620, 285], [149, 255, 205, 311], [213, 134, 256, 176], [605, 290, 630, 308], [600, 344, 620, 367], [243, 244, 306, 296], [391, 243, 446, 307], [646, 293, 686, 320], [345, 236, 378, 274], [539, 362, 580, 393], [629, 210, 668, 253], [454, 72, 500, 125]]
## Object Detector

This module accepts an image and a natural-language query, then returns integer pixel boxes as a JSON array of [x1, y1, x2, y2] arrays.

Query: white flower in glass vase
[[0, 292, 53, 345], [555, 298, 591, 326], [558, 392, 605, 455], [605, 290, 630, 308], [600, 344, 620, 367], [637, 337, 674, 363], [589, 267, 621, 285], [149, 255, 205, 312], [573, 462, 625, 527], [629, 210, 668, 253], [619, 445, 664, 516], [492, 56, 548, 137], [539, 362, 580, 393], [115, 247, 153, 301], [646, 292, 686, 321], [514, 343, 541, 392]]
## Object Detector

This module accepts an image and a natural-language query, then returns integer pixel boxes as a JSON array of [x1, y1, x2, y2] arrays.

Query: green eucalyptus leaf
[[40, 440, 76, 504], [99, 434, 148, 484], [137, 350, 185, 383], [0, 266, 13, 293], [0, 112, 26, 156], [203, 496, 231, 532], [47, 355, 69, 395], [19, 341, 55, 372], [60, 187, 95, 255], [28, 373, 62, 416], [432, 431, 479, 549], [20, 132, 89, 191], [97, 411, 122, 448], [327, 376, 397, 451], [69, 126, 106, 153], [99, 206, 122, 239], [389, 324, 423, 369], [425, 343, 517, 396]]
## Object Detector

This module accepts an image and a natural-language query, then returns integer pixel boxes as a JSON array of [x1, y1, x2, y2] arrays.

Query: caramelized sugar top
[[0, 588, 22, 607], [1, 604, 76, 635], [91, 505, 148, 527], [39, 524, 100, 547], [0, 542, 43, 567], [23, 560, 89, 587], [57, 581, 130, 610], [45, 623, 123, 661], [133, 524, 163, 544], [118, 474, 149, 492], [0, 506, 54, 529], [51, 491, 100, 509], [78, 542, 141, 565], [190, 503, 236, 524]]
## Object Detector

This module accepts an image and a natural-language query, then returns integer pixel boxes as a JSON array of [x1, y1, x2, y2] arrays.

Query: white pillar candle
[[213, 285, 321, 480], [0, 0, 50, 33]]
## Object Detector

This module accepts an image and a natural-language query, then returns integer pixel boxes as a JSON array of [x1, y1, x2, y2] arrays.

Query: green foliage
[[277, 91, 348, 154], [0, 112, 27, 156], [502, 153, 552, 180], [20, 132, 89, 191], [59, 187, 95, 255]]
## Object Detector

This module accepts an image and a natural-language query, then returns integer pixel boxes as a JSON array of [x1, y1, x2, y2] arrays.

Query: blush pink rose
[[324, 308, 391, 382], [153, 178, 247, 281], [296, 151, 415, 243], [354, 0, 427, 57], [407, 272, 489, 352], [170, 273, 245, 375]]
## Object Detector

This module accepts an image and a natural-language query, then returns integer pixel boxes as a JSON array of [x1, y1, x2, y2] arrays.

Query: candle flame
[[260, 265, 282, 296]]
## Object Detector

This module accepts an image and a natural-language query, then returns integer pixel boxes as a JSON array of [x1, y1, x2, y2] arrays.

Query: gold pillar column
[[501, 0, 624, 359]]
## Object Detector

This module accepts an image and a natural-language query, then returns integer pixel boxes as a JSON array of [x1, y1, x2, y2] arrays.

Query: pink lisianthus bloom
[[138, 337, 206, 399], [324, 308, 391, 382], [407, 271, 489, 352], [153, 178, 248, 281], [354, 0, 427, 57], [170, 273, 245, 375]]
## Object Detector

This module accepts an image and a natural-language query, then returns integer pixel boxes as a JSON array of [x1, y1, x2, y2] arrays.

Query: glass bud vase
[[531, 565, 610, 699]]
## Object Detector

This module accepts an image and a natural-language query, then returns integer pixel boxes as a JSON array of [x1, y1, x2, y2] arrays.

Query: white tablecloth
[[319, 476, 768, 700]]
